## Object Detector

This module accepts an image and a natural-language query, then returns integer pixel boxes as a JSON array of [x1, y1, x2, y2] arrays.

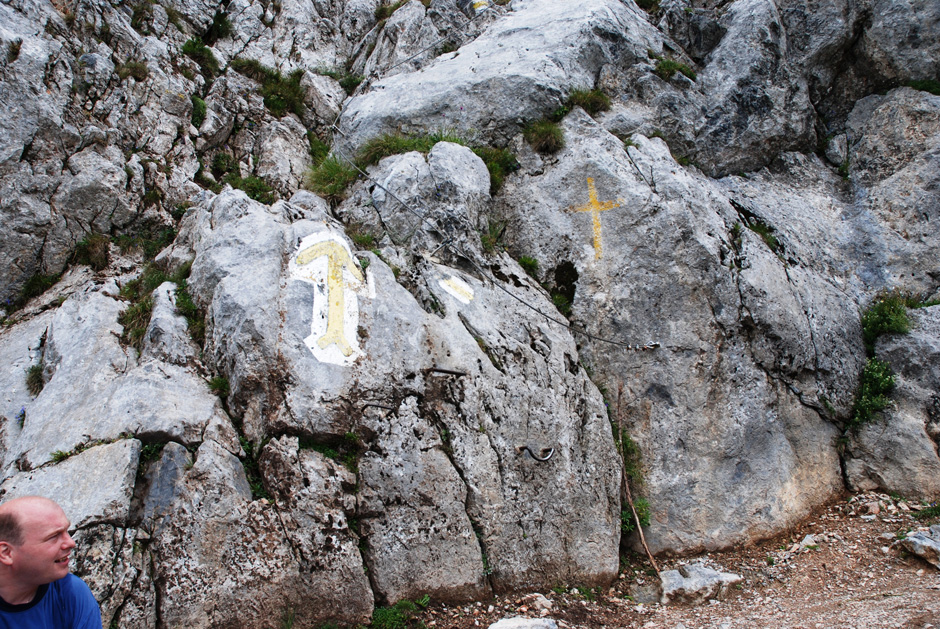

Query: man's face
[[7, 500, 76, 587]]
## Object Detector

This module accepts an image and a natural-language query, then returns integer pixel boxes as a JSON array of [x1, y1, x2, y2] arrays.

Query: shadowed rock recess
[[0, 0, 938, 625]]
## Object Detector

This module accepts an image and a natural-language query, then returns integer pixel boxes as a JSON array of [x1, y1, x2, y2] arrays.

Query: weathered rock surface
[[659, 562, 743, 604], [900, 525, 940, 570], [846, 306, 940, 499], [1, 0, 940, 622]]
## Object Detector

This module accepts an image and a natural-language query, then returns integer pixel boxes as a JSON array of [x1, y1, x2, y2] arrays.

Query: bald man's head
[[0, 496, 63, 546]]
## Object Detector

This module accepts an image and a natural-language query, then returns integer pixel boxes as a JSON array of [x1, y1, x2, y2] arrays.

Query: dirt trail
[[417, 493, 940, 629]]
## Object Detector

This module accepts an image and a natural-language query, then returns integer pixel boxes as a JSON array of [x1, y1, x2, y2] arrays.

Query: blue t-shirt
[[0, 573, 101, 628]]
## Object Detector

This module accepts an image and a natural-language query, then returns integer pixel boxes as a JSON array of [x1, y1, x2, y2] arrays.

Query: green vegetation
[[906, 79, 940, 96], [375, 0, 407, 20], [26, 364, 44, 396], [191, 95, 207, 129], [300, 431, 364, 473], [117, 60, 149, 81], [518, 256, 539, 278], [139, 441, 166, 463], [551, 292, 572, 316], [471, 146, 519, 194], [306, 131, 519, 201], [72, 233, 111, 271], [480, 219, 506, 253], [861, 290, 912, 355], [357, 129, 467, 167], [4, 273, 61, 313], [230, 58, 305, 118], [208, 151, 276, 204], [653, 57, 696, 81], [745, 218, 781, 255], [307, 132, 330, 166], [523, 119, 565, 154], [239, 436, 271, 500], [620, 498, 651, 533], [848, 357, 895, 430], [372, 598, 423, 629], [203, 11, 232, 46], [131, 2, 152, 33], [117, 254, 190, 352], [208, 376, 230, 398], [316, 68, 366, 96], [565, 88, 611, 116], [913, 504, 940, 522], [305, 155, 359, 202], [182, 38, 220, 79]]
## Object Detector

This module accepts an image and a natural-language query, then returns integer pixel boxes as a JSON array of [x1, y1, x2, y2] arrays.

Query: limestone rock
[[660, 562, 742, 604], [335, 0, 662, 154], [0, 438, 140, 529], [900, 526, 940, 570], [2, 288, 229, 470], [499, 110, 845, 554], [149, 439, 373, 627], [846, 306, 940, 499], [141, 282, 199, 366]]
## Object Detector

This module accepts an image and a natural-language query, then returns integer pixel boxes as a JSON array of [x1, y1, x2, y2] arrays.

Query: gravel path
[[415, 493, 940, 629]]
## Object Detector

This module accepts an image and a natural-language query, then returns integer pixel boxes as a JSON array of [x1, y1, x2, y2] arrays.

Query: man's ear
[[0, 541, 16, 566]]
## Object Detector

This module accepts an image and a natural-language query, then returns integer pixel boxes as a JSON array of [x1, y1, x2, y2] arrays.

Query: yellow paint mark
[[473, 0, 488, 9], [568, 177, 621, 259], [441, 276, 474, 303], [296, 241, 364, 356]]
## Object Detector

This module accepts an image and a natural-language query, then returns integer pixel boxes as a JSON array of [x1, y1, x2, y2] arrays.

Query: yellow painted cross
[[296, 241, 364, 357], [568, 177, 621, 259]]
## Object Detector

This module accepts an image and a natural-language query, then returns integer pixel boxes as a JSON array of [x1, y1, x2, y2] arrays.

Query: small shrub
[[745, 219, 781, 255], [472, 147, 519, 194], [118, 296, 154, 350], [51, 450, 72, 463], [620, 497, 651, 533], [551, 292, 572, 316], [211, 152, 238, 179], [849, 357, 895, 429], [307, 132, 330, 167], [913, 504, 940, 521], [480, 219, 505, 253], [130, 2, 152, 33], [191, 95, 207, 129], [566, 88, 611, 116], [306, 156, 358, 202], [182, 38, 219, 79], [230, 58, 304, 117], [518, 256, 539, 278], [339, 73, 364, 95], [375, 0, 407, 20], [906, 79, 940, 96], [523, 119, 565, 154], [654, 58, 696, 81], [117, 60, 149, 81], [208, 376, 230, 398], [372, 599, 419, 629], [861, 290, 910, 355], [140, 441, 166, 463], [226, 174, 276, 205], [6, 273, 61, 312], [7, 39, 22, 63], [72, 233, 111, 271], [203, 11, 233, 45], [26, 364, 44, 396]]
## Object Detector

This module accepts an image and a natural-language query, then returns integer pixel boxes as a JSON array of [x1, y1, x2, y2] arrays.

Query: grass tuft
[[523, 119, 565, 154], [182, 38, 219, 79], [654, 58, 696, 81], [848, 357, 895, 429], [26, 364, 45, 396], [566, 89, 611, 116], [306, 156, 359, 202], [191, 95, 207, 129], [72, 233, 111, 271]]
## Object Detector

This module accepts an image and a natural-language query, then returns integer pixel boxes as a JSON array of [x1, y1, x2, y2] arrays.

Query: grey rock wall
[[0, 0, 939, 624]]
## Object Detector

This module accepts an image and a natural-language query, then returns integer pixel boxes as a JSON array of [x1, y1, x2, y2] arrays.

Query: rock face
[[1, 0, 940, 624], [846, 307, 940, 499]]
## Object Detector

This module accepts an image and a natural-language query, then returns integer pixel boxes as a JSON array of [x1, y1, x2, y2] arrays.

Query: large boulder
[[498, 109, 848, 553]]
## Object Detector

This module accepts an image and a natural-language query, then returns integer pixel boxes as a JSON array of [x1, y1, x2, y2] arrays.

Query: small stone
[[866, 502, 881, 515]]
